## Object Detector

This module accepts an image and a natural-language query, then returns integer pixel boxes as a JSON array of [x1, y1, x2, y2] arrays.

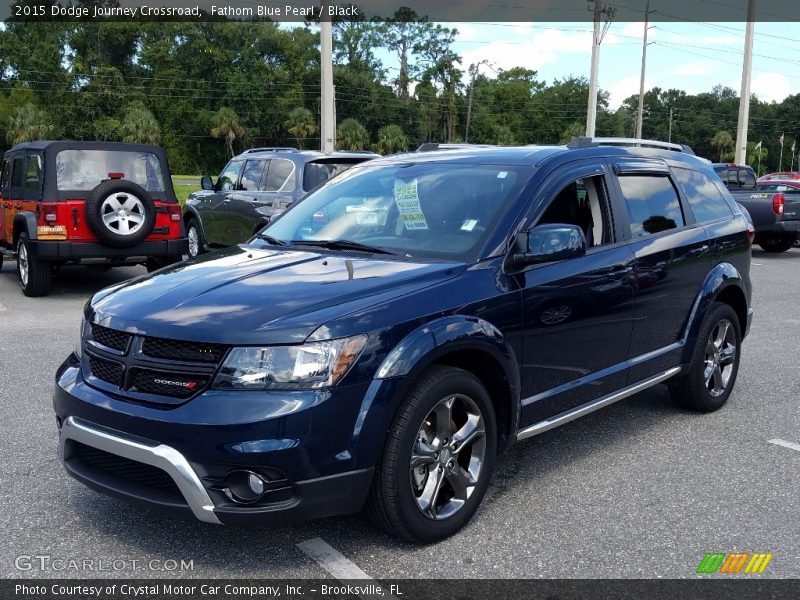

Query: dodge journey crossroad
[[54, 139, 753, 543]]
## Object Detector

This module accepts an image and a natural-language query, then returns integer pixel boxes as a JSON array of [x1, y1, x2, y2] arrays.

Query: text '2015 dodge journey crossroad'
[[54, 139, 753, 543]]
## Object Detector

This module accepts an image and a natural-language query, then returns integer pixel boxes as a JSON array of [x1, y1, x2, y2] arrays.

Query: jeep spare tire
[[84, 180, 155, 248]]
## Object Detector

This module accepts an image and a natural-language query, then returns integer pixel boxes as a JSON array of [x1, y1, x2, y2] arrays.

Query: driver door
[[200, 159, 243, 247]]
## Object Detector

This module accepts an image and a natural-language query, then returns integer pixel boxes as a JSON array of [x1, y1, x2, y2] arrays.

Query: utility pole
[[734, 0, 756, 165], [635, 1, 652, 140], [668, 107, 674, 142], [586, 0, 616, 137], [320, 1, 335, 152], [465, 60, 490, 143]]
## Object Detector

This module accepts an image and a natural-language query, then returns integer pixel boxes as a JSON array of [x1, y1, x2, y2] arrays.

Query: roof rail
[[567, 137, 695, 155], [416, 143, 496, 152], [244, 147, 298, 153]]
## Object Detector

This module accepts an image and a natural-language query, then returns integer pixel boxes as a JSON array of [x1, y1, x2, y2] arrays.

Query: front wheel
[[17, 234, 51, 297], [186, 218, 204, 258], [669, 302, 741, 412], [367, 365, 496, 543]]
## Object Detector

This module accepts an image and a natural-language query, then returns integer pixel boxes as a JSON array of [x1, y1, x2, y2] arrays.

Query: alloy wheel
[[100, 193, 146, 236], [704, 319, 737, 397], [187, 224, 200, 257], [409, 394, 486, 520], [17, 240, 29, 286]]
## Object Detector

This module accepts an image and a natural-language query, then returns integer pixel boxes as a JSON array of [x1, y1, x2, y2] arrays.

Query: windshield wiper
[[255, 233, 288, 246], [289, 239, 398, 255]]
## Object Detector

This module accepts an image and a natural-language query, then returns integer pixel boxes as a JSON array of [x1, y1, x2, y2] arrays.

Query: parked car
[[731, 188, 800, 252], [182, 148, 378, 257], [713, 162, 757, 190], [758, 171, 800, 182], [55, 138, 752, 543], [0, 141, 187, 296]]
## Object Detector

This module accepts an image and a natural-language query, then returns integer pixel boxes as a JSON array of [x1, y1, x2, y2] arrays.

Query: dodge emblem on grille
[[154, 378, 198, 389]]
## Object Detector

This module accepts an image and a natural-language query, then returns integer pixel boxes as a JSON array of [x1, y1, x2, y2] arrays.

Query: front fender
[[345, 316, 520, 466], [681, 261, 747, 361]]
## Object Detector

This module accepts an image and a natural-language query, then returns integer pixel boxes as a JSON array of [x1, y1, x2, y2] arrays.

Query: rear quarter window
[[672, 167, 733, 223]]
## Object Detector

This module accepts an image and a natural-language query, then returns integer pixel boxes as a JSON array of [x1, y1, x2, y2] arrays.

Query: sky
[[447, 21, 799, 108]]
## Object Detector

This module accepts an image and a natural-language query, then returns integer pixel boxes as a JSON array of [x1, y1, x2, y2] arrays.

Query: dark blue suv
[[54, 139, 753, 543]]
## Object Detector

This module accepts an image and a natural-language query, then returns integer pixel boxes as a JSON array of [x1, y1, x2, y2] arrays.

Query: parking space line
[[768, 438, 800, 453], [297, 537, 373, 579]]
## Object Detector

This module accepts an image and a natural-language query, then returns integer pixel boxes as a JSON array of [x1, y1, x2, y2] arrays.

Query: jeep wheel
[[758, 235, 794, 253], [186, 217, 204, 258], [367, 365, 496, 543], [17, 234, 51, 297], [668, 302, 741, 412], [85, 180, 155, 249]]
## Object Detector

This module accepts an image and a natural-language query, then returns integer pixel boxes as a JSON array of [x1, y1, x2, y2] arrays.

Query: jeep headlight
[[213, 335, 367, 390]]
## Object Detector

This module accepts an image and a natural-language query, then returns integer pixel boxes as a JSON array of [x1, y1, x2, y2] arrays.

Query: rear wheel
[[367, 365, 496, 543], [758, 235, 794, 253], [668, 302, 741, 412], [17, 234, 51, 297]]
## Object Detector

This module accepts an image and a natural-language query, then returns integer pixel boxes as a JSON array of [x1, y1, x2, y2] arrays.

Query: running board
[[516, 367, 681, 441]]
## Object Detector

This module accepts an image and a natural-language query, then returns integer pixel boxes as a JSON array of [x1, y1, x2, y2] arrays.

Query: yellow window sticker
[[394, 179, 429, 231]]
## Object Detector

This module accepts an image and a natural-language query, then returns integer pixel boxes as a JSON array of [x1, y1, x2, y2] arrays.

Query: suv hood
[[89, 246, 464, 344]]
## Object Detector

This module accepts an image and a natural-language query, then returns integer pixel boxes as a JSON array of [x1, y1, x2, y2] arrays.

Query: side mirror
[[512, 223, 586, 267], [200, 176, 213, 191]]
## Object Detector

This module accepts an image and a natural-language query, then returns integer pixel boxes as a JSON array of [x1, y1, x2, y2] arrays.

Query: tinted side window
[[24, 153, 43, 191], [0, 160, 9, 192], [618, 175, 685, 237], [264, 159, 295, 192], [216, 161, 242, 191], [672, 167, 733, 223], [11, 158, 25, 189], [239, 159, 267, 191]]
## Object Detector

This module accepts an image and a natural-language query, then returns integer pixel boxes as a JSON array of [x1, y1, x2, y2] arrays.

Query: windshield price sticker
[[394, 179, 429, 231]]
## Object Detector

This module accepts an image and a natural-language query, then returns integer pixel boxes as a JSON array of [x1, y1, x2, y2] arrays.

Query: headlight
[[75, 320, 87, 359], [213, 335, 367, 390]]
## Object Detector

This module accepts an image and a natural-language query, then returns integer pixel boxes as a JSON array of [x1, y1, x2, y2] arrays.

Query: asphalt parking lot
[[1, 249, 798, 580]]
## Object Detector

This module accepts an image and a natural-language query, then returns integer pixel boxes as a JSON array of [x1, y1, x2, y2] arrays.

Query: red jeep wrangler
[[0, 141, 188, 296]]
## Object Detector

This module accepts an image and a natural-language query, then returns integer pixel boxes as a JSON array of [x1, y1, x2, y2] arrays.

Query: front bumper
[[28, 238, 189, 260]]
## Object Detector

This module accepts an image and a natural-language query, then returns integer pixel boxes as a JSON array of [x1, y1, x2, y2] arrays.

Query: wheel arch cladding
[[375, 316, 520, 453], [683, 262, 749, 360], [13, 212, 38, 242]]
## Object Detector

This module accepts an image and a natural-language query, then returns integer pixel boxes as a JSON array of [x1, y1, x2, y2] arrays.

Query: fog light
[[248, 472, 265, 495]]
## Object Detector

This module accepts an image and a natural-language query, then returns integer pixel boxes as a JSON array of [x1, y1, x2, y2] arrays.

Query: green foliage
[[120, 101, 161, 144], [211, 107, 245, 158], [373, 124, 408, 154], [711, 131, 734, 162], [284, 107, 317, 149], [337, 118, 369, 150], [6, 102, 53, 144]]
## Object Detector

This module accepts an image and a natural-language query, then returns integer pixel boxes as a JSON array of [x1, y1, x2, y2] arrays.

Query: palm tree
[[336, 118, 369, 150], [6, 103, 53, 144], [120, 101, 161, 144], [284, 107, 317, 149], [373, 124, 408, 155], [711, 131, 734, 162], [211, 107, 246, 158], [559, 122, 585, 145]]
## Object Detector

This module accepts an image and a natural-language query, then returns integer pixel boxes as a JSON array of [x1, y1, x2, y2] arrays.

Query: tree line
[[1, 4, 799, 175]]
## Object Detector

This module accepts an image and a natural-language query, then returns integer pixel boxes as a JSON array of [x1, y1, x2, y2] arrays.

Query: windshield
[[56, 150, 165, 192], [261, 162, 529, 261]]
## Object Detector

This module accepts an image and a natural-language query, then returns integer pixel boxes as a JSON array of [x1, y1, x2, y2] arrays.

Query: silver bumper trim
[[59, 416, 222, 525]]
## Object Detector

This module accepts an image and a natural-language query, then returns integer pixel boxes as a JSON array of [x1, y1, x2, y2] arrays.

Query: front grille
[[88, 355, 124, 386], [90, 324, 131, 352], [73, 442, 179, 491], [129, 369, 210, 399], [142, 336, 228, 364]]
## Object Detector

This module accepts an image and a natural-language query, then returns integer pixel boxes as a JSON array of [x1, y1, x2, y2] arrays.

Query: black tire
[[84, 180, 155, 249], [668, 302, 741, 412], [758, 235, 794, 253], [16, 233, 51, 297], [186, 217, 204, 258], [367, 365, 497, 543]]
